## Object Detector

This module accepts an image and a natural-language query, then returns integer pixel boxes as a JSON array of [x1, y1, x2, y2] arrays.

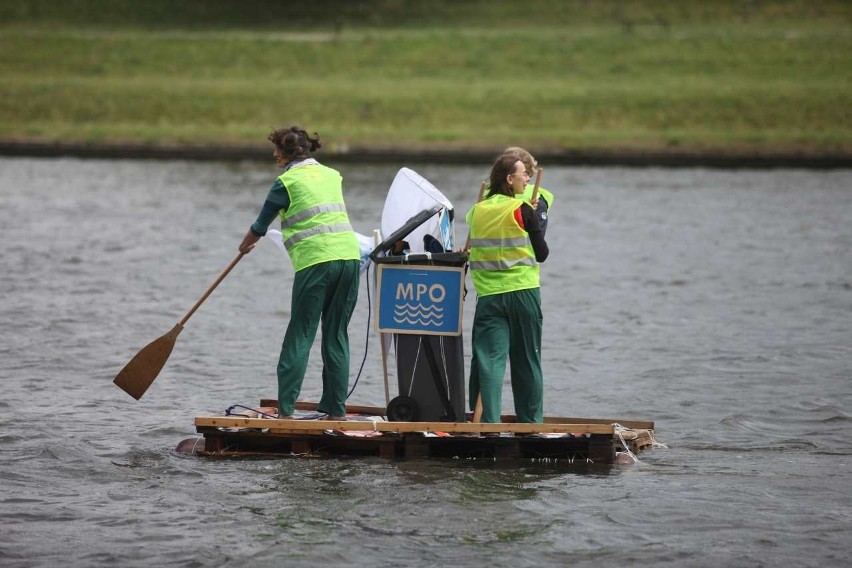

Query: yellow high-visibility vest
[[466, 194, 539, 297], [279, 163, 360, 271]]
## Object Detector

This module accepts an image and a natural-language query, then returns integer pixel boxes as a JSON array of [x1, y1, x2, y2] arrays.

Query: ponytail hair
[[268, 125, 322, 162]]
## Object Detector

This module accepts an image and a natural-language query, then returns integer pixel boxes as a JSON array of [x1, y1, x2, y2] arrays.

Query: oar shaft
[[476, 180, 488, 202], [530, 167, 543, 203], [179, 252, 245, 326]]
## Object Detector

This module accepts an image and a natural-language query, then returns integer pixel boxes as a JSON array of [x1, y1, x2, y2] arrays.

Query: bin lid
[[369, 205, 443, 261]]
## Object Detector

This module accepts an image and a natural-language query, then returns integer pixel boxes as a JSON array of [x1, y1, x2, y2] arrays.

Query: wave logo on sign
[[393, 282, 446, 327], [393, 303, 445, 326]]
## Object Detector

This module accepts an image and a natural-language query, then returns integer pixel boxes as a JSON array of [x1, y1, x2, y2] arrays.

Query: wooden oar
[[472, 168, 543, 423], [529, 167, 543, 205], [113, 252, 245, 400], [466, 181, 488, 422], [373, 229, 391, 407]]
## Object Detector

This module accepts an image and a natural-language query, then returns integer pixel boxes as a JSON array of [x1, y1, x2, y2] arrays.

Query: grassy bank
[[1, 0, 850, 156]]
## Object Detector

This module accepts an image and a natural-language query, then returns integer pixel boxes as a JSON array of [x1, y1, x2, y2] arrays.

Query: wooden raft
[[187, 401, 656, 464]]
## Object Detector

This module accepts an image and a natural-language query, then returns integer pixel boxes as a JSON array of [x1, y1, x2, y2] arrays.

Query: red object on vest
[[514, 206, 525, 229]]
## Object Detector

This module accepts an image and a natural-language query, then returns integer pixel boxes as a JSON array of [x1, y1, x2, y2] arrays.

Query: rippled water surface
[[1, 157, 850, 567]]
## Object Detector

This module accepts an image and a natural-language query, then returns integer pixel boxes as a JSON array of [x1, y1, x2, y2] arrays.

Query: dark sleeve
[[250, 200, 282, 236], [249, 179, 291, 236], [534, 198, 549, 235], [521, 203, 549, 263]]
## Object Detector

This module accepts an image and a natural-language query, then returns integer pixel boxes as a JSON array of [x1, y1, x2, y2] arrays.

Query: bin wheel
[[387, 396, 420, 422]]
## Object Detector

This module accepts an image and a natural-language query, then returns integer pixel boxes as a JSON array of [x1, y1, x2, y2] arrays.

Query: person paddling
[[238, 126, 361, 420]]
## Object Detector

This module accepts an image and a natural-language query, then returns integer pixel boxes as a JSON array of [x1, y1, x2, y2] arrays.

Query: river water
[[1, 156, 850, 567]]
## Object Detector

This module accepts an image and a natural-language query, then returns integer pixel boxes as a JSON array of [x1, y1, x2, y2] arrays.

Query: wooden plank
[[195, 426, 644, 463], [267, 428, 309, 435], [265, 399, 655, 430], [631, 430, 654, 451], [616, 430, 638, 440], [379, 442, 397, 458], [587, 438, 616, 464], [194, 416, 616, 435], [204, 437, 224, 452], [494, 439, 521, 459], [403, 436, 429, 459], [517, 415, 654, 430], [291, 400, 387, 416]]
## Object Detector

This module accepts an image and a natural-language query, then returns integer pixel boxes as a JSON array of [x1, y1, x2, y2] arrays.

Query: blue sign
[[375, 265, 465, 336]]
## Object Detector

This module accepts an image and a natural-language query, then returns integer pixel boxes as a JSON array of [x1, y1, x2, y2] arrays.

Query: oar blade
[[113, 324, 183, 400]]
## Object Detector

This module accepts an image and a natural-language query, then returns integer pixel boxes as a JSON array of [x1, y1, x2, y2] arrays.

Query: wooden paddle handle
[[530, 167, 543, 204], [464, 181, 487, 251], [179, 252, 245, 326], [476, 180, 488, 202], [375, 229, 392, 407]]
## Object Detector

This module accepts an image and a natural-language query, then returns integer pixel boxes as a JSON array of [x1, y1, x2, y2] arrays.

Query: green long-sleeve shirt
[[249, 177, 290, 236]]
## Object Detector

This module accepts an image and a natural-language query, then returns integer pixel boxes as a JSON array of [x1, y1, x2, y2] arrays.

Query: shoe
[[276, 414, 294, 420], [323, 414, 347, 421]]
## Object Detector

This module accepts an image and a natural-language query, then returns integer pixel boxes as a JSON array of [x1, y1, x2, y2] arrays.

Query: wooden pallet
[[184, 401, 656, 465]]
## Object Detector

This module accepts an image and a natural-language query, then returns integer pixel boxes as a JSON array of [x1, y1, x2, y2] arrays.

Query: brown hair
[[268, 126, 322, 162], [503, 146, 536, 175], [487, 155, 523, 198]]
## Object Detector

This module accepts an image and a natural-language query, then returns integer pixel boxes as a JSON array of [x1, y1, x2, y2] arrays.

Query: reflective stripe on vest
[[466, 194, 539, 296], [283, 222, 355, 249], [280, 203, 349, 229], [278, 163, 360, 271], [469, 257, 537, 271]]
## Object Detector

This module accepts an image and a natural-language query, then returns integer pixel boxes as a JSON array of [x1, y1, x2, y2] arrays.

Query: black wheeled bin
[[370, 206, 468, 422]]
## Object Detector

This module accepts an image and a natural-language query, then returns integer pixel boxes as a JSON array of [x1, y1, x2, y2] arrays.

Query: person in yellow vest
[[468, 147, 555, 418], [467, 155, 549, 424], [238, 126, 361, 420]]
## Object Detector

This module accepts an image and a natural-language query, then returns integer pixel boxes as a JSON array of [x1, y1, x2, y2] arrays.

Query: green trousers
[[277, 259, 360, 417], [469, 288, 543, 423]]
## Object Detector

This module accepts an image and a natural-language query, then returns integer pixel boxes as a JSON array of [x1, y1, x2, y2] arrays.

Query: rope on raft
[[613, 423, 640, 464], [648, 429, 669, 449]]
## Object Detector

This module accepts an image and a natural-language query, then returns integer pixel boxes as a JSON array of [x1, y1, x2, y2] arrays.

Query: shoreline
[[2, 140, 851, 170]]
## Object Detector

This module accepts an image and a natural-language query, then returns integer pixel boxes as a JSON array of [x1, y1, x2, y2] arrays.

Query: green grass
[[1, 0, 850, 155]]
